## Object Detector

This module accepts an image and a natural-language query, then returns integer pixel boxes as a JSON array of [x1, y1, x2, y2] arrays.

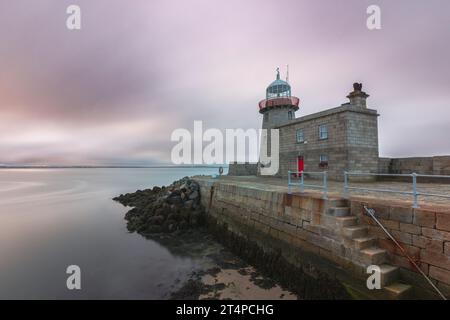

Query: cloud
[[0, 0, 449, 164]]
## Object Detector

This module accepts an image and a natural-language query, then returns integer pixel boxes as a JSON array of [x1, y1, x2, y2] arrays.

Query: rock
[[189, 191, 199, 200], [167, 195, 182, 205], [184, 200, 194, 209], [146, 225, 163, 233], [114, 176, 205, 235], [149, 215, 165, 225]]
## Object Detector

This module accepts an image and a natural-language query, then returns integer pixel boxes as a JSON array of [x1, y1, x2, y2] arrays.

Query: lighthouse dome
[[266, 69, 291, 99]]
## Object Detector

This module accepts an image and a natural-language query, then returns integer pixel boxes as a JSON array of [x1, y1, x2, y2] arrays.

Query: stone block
[[299, 197, 313, 210], [399, 223, 421, 235], [370, 204, 390, 219], [379, 218, 400, 231], [390, 254, 415, 271], [412, 235, 443, 253], [390, 230, 412, 245], [421, 227, 450, 242], [350, 201, 365, 217], [413, 209, 436, 228], [368, 225, 389, 239], [307, 232, 333, 251], [378, 238, 420, 259], [389, 206, 413, 223], [291, 195, 301, 208], [284, 206, 292, 217], [421, 250, 450, 271], [429, 266, 450, 286], [436, 213, 450, 232]]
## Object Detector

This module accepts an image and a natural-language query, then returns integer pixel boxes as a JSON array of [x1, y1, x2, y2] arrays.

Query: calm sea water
[[0, 167, 222, 299]]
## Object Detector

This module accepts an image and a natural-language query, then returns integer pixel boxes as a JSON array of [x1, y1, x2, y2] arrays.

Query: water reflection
[[0, 168, 219, 299]]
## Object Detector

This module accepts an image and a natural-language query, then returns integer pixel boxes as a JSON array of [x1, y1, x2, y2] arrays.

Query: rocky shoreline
[[113, 177, 205, 236]]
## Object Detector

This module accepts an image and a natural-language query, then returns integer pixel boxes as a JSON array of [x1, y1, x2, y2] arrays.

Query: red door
[[297, 156, 304, 175]]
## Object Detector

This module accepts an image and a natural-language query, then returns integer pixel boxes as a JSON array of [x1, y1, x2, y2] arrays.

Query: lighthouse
[[259, 68, 300, 130]]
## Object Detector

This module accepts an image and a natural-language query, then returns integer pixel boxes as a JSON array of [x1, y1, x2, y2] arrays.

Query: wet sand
[[159, 229, 299, 300]]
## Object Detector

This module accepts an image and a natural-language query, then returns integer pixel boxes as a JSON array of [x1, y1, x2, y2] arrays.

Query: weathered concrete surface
[[194, 175, 450, 299]]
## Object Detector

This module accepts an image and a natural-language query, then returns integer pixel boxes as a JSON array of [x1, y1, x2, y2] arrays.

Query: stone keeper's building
[[257, 69, 379, 180], [227, 69, 450, 179]]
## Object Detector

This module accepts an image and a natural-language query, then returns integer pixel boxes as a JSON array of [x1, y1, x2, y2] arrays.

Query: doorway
[[297, 156, 304, 175]]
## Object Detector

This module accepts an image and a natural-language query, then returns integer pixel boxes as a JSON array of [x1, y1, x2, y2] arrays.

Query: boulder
[[149, 215, 165, 225], [189, 191, 199, 200]]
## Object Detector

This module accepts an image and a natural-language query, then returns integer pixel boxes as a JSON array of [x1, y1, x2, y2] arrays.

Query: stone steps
[[383, 282, 413, 299], [360, 247, 387, 265], [336, 216, 358, 227], [353, 236, 376, 250], [328, 206, 351, 217], [333, 198, 412, 298], [327, 198, 414, 299], [328, 199, 349, 207], [343, 225, 368, 239], [378, 264, 400, 287]]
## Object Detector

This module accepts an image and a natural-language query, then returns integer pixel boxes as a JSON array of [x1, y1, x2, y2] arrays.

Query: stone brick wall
[[194, 177, 450, 298], [351, 199, 450, 295], [195, 178, 369, 289], [380, 156, 450, 175], [261, 105, 296, 130], [276, 104, 379, 180], [433, 156, 450, 175], [228, 162, 258, 176], [378, 157, 391, 174]]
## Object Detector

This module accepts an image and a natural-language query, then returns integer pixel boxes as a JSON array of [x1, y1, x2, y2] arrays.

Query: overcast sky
[[0, 0, 449, 165]]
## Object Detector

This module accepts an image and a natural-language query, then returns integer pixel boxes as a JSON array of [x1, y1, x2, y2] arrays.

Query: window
[[288, 111, 293, 120], [319, 124, 328, 139], [319, 155, 328, 168], [296, 129, 304, 143]]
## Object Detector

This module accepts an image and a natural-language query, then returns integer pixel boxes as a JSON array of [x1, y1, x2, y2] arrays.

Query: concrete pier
[[194, 175, 450, 299]]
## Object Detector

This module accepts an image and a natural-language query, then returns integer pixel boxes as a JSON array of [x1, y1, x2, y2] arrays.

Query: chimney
[[347, 83, 369, 108]]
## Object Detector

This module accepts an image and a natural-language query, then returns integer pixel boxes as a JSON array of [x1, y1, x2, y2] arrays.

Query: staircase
[[327, 199, 413, 299]]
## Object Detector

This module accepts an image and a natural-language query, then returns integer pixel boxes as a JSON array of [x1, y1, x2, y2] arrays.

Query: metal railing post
[[322, 171, 328, 200], [412, 172, 419, 209], [300, 170, 304, 193], [343, 171, 349, 198], [288, 171, 291, 194]]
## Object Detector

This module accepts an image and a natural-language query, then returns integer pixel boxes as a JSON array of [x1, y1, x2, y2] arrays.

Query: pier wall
[[228, 162, 258, 176], [195, 177, 450, 299], [379, 156, 450, 175]]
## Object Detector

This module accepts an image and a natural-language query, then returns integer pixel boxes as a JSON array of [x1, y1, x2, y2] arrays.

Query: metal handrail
[[344, 171, 450, 208], [363, 206, 447, 300], [288, 170, 328, 199]]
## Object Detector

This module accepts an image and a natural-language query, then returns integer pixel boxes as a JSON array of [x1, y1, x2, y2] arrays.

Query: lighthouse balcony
[[258, 96, 300, 113]]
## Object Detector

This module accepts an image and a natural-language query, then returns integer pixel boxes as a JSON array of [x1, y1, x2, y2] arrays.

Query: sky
[[0, 0, 449, 165]]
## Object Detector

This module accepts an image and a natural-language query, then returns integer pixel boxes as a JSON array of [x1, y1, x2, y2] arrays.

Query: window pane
[[296, 129, 303, 142], [319, 125, 328, 139]]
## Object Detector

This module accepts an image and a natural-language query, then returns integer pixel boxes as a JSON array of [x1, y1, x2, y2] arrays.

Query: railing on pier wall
[[287, 170, 328, 199], [344, 172, 450, 209], [286, 171, 450, 207]]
